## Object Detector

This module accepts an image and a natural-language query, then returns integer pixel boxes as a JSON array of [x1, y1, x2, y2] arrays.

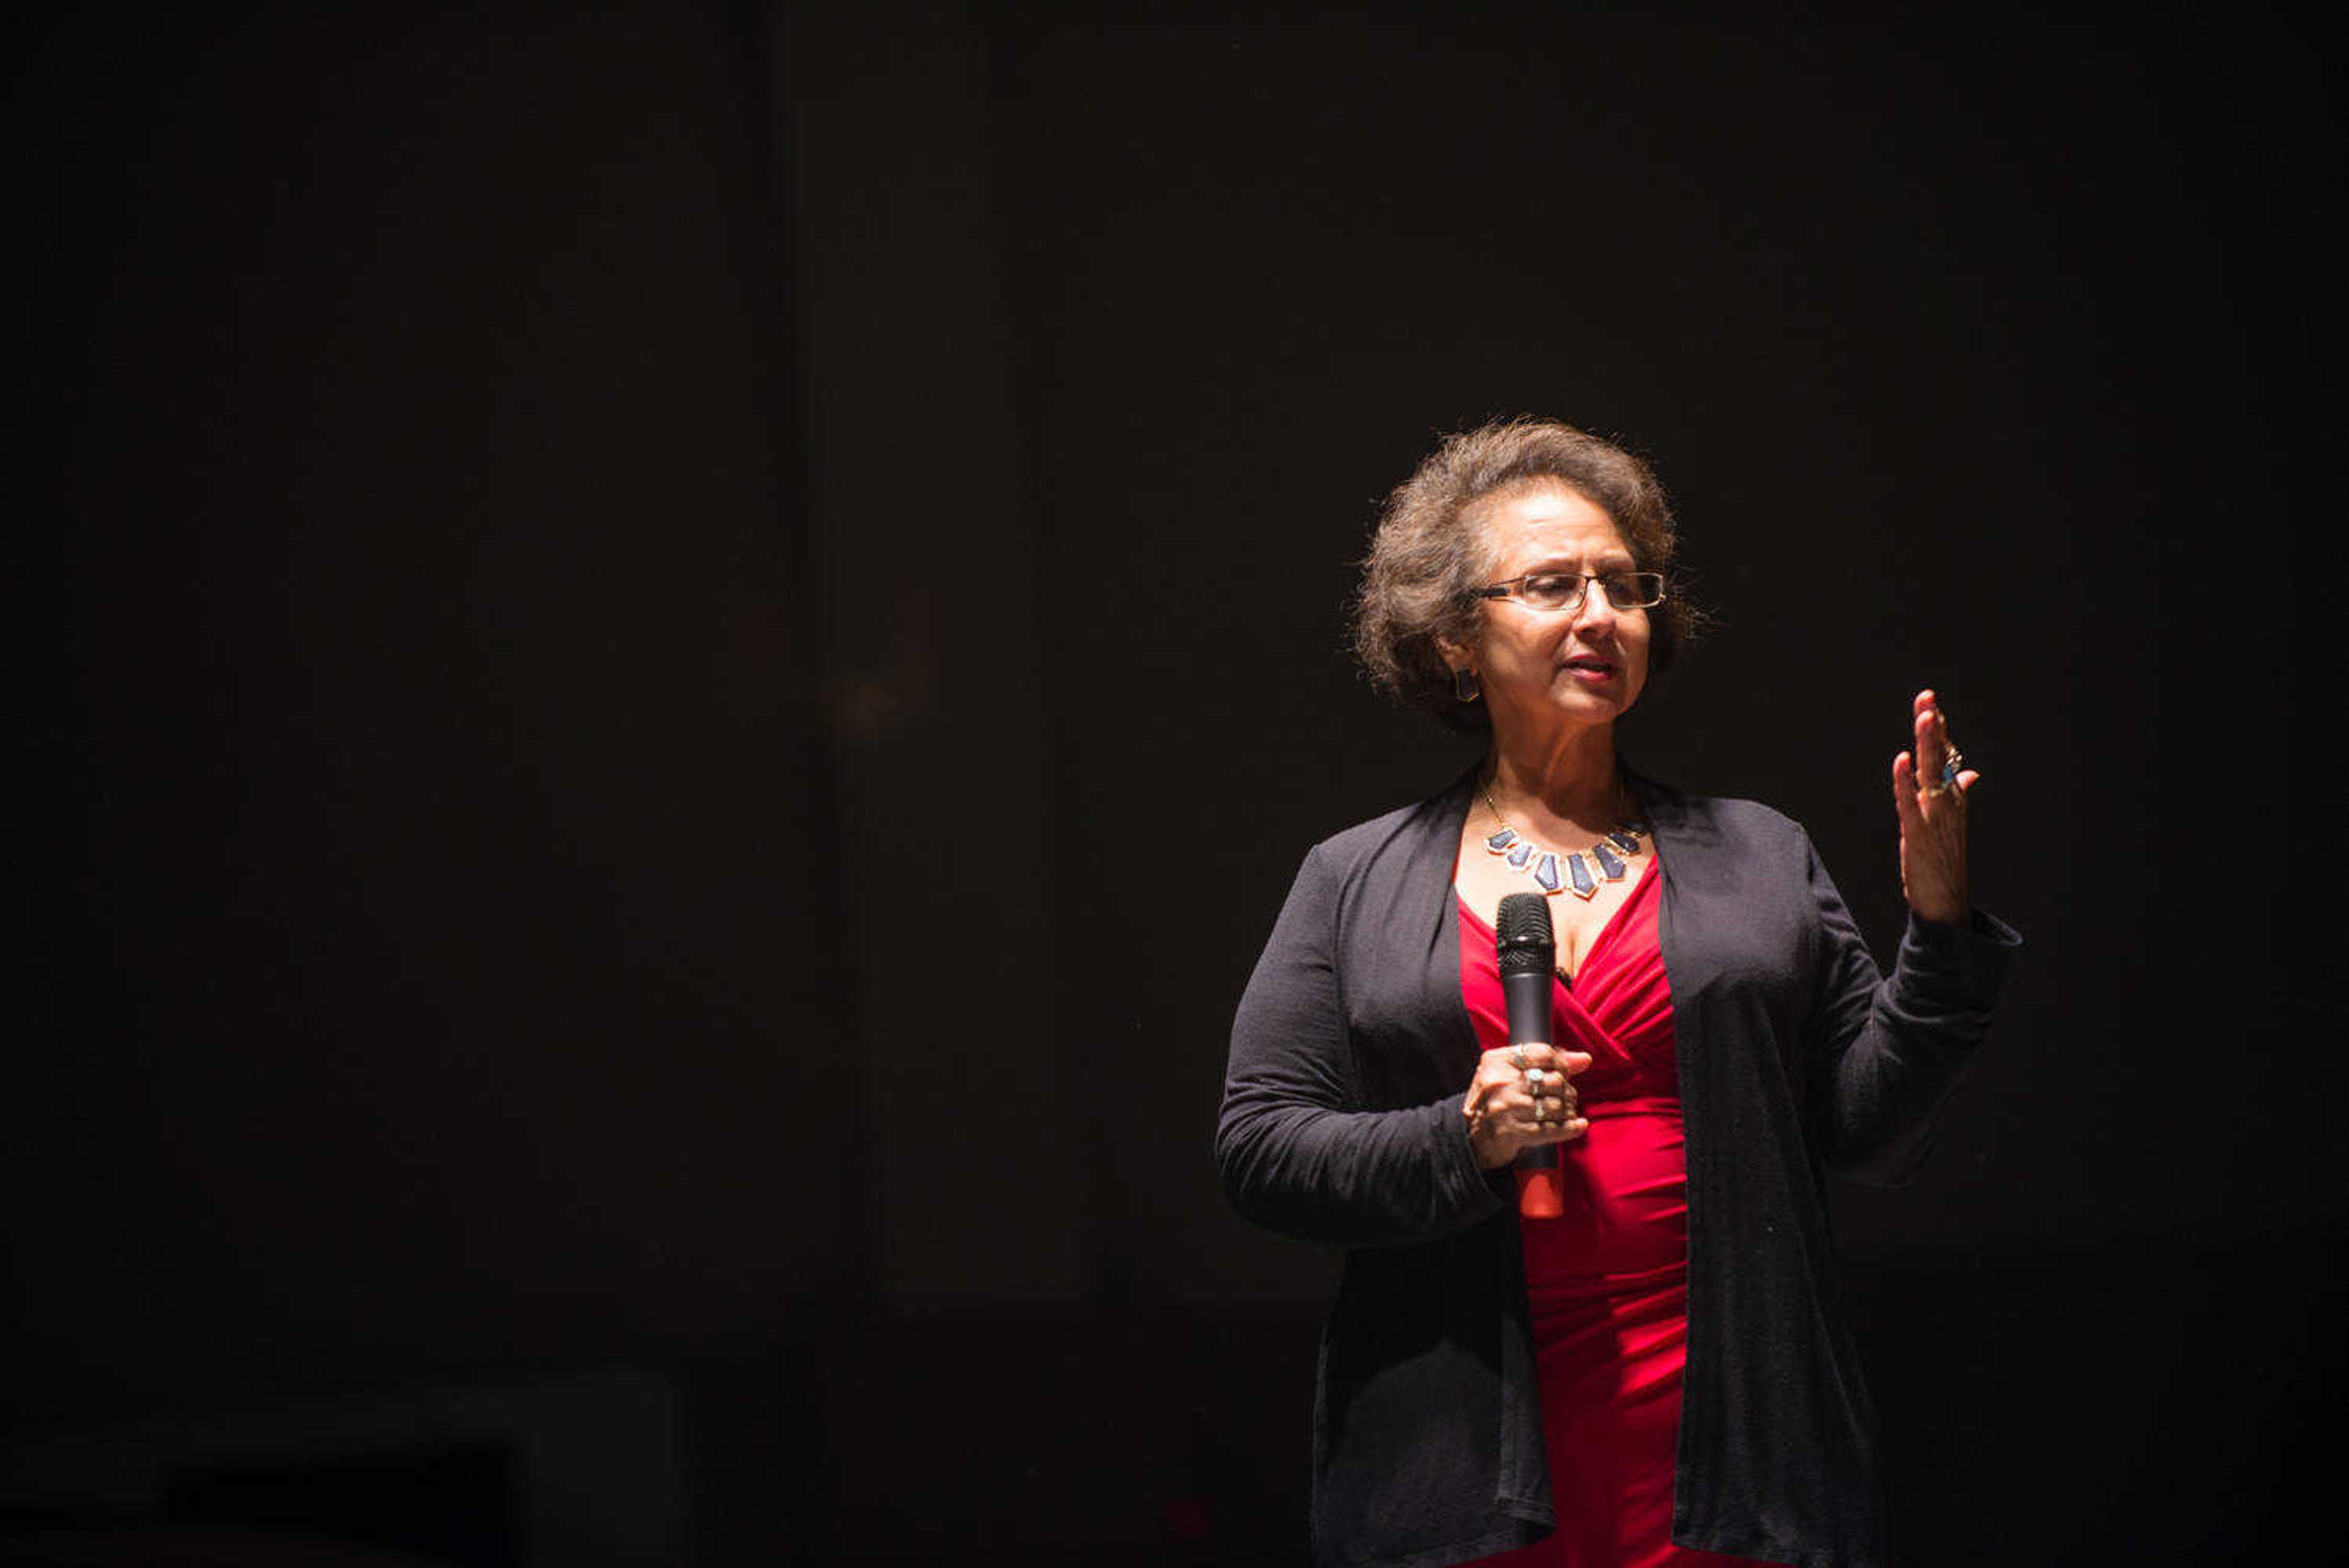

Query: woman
[[1217, 418, 2018, 1568]]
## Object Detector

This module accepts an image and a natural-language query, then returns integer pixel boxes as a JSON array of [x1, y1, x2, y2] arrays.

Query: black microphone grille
[[1494, 891, 1554, 967]]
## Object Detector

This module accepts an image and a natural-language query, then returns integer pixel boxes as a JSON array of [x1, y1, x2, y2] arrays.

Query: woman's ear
[[1435, 633, 1482, 704]]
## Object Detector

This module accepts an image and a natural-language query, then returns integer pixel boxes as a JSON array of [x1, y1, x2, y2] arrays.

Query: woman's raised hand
[[1463, 1041, 1594, 1170], [1891, 688, 1977, 926]]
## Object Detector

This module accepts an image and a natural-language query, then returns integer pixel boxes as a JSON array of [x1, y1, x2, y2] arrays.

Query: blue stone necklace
[[1479, 783, 1650, 901]]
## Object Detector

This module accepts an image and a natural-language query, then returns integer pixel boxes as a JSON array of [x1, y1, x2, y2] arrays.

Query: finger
[[1537, 1082, 1583, 1119], [1516, 1046, 1595, 1085], [1915, 702, 1948, 784], [1892, 749, 1926, 831], [1531, 1088, 1584, 1128], [1922, 717, 1973, 812], [1911, 689, 1937, 767], [1512, 1046, 1586, 1076], [1936, 768, 1979, 811]]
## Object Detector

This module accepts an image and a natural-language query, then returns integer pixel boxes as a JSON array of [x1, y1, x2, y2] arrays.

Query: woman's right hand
[[1463, 1042, 1593, 1170]]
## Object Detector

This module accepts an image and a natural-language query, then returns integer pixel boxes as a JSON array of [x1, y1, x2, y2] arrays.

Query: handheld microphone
[[1495, 893, 1565, 1219]]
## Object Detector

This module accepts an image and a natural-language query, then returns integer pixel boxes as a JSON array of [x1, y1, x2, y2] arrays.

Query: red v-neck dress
[[1457, 860, 1771, 1568]]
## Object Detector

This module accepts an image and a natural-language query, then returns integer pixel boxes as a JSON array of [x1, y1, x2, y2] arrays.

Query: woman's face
[[1453, 481, 1650, 738]]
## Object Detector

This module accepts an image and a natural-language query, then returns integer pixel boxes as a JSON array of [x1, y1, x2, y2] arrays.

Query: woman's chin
[[1539, 686, 1632, 726]]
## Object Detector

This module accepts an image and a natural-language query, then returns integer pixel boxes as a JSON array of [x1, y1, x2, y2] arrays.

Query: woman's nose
[[1571, 579, 1619, 633]]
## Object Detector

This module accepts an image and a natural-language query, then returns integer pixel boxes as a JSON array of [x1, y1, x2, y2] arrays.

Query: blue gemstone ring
[[1925, 744, 1965, 798]]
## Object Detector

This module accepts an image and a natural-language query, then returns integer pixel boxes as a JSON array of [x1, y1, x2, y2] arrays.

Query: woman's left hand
[[1891, 688, 1977, 926]]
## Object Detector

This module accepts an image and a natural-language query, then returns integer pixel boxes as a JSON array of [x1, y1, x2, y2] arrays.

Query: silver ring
[[1511, 1044, 1528, 1070], [1523, 1069, 1542, 1094]]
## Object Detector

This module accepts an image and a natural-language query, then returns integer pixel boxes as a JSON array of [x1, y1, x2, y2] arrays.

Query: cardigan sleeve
[[1217, 843, 1507, 1249], [1800, 829, 2022, 1185]]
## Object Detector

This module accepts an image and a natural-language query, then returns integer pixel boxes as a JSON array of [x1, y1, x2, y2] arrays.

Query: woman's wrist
[[1463, 1091, 1507, 1170]]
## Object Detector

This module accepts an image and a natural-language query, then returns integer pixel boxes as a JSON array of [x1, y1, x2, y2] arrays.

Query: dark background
[[7, 2, 2342, 1563]]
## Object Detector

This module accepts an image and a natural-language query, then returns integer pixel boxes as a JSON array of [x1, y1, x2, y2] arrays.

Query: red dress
[[1457, 861, 1773, 1568]]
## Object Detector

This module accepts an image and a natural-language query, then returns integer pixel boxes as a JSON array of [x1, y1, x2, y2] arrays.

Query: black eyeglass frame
[[1473, 570, 1668, 612]]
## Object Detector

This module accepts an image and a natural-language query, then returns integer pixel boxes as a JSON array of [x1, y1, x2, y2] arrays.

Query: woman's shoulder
[[1630, 771, 1816, 857], [1304, 769, 1477, 877]]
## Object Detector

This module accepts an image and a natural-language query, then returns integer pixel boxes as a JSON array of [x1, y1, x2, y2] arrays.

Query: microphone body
[[1494, 893, 1565, 1219]]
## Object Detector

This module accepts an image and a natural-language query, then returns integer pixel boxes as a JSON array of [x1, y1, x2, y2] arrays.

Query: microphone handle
[[1499, 965, 1565, 1219]]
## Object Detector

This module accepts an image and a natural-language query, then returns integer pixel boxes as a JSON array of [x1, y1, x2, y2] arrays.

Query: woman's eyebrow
[[1523, 553, 1637, 573]]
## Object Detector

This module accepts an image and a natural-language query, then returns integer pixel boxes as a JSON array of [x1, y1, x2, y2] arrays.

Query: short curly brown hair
[[1351, 417, 1701, 733]]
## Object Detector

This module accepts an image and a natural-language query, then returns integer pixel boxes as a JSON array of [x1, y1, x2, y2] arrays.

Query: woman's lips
[[1564, 656, 1617, 682]]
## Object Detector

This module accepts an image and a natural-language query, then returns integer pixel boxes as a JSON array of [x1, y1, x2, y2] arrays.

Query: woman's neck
[[1483, 722, 1626, 837]]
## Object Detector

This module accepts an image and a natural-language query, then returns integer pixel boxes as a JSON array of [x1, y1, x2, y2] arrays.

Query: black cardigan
[[1217, 768, 2019, 1568]]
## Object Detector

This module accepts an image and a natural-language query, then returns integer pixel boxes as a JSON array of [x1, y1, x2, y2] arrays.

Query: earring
[[1453, 667, 1481, 703]]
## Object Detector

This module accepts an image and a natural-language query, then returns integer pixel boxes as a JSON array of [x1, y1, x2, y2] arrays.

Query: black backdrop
[[8, 2, 2343, 1563]]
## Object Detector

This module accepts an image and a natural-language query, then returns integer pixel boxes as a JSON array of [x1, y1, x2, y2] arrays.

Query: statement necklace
[[1479, 782, 1650, 901]]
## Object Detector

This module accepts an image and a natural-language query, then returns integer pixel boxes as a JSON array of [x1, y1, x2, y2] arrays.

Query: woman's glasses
[[1475, 571, 1666, 613]]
